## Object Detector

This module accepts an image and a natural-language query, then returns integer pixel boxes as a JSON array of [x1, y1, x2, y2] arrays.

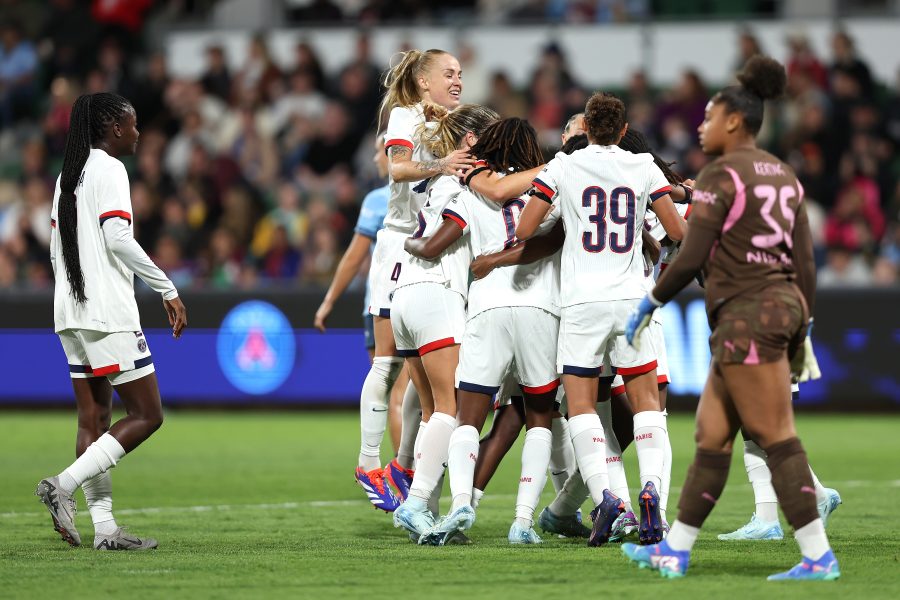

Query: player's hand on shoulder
[[163, 295, 187, 339], [442, 149, 475, 177]]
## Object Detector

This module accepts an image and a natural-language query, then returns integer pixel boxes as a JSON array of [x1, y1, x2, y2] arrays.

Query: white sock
[[568, 413, 609, 506], [448, 425, 480, 512], [428, 470, 444, 517], [549, 469, 590, 516], [413, 420, 426, 470], [633, 410, 667, 491], [82, 471, 117, 535], [59, 433, 126, 493], [397, 381, 421, 470], [549, 417, 575, 493], [597, 401, 632, 512], [472, 488, 484, 510], [660, 410, 672, 520], [795, 519, 830, 560], [408, 412, 455, 502], [358, 357, 403, 470], [666, 520, 700, 552], [744, 440, 779, 522], [515, 427, 552, 527], [808, 465, 827, 505]]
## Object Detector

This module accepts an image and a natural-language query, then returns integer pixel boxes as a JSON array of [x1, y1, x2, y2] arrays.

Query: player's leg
[[599, 387, 638, 541], [388, 364, 410, 454], [473, 397, 525, 494], [509, 388, 556, 544], [386, 378, 419, 501], [548, 407, 575, 493]]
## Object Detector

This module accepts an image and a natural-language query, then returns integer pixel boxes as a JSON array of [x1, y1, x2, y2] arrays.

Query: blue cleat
[[393, 497, 436, 538], [610, 510, 638, 542], [384, 459, 414, 501], [537, 507, 591, 538], [508, 521, 542, 544], [638, 481, 663, 545], [622, 540, 690, 578], [355, 467, 400, 512], [418, 505, 476, 546], [588, 490, 625, 547], [818, 488, 841, 527], [718, 513, 784, 540], [767, 549, 840, 581]]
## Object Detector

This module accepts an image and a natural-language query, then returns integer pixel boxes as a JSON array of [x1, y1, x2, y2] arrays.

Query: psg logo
[[137, 338, 147, 353], [216, 301, 296, 395]]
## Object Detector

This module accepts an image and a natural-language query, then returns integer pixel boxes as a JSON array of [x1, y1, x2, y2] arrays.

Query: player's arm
[[388, 144, 474, 183], [669, 179, 695, 203], [471, 221, 564, 280], [405, 218, 464, 260], [649, 195, 687, 242], [791, 201, 816, 316], [515, 193, 553, 241], [315, 233, 373, 332], [463, 166, 544, 202], [642, 227, 661, 265]]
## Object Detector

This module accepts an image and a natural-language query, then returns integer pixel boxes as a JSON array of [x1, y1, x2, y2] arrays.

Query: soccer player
[[313, 134, 412, 504], [36, 92, 187, 550], [389, 104, 499, 537], [622, 56, 839, 581], [516, 92, 686, 547], [355, 49, 472, 510]]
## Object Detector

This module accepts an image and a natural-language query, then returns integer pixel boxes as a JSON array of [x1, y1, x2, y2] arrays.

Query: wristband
[[464, 166, 490, 187]]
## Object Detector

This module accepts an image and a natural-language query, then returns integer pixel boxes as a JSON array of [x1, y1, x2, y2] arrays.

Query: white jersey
[[447, 184, 560, 319], [642, 201, 691, 291], [533, 145, 671, 306], [51, 149, 175, 333], [395, 175, 472, 299], [383, 103, 435, 234]]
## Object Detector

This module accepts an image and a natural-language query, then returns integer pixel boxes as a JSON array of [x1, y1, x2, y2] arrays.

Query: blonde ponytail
[[377, 49, 450, 132], [418, 104, 500, 158]]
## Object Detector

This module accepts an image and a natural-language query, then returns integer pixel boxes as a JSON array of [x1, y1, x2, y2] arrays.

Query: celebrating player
[[622, 56, 839, 581], [35, 92, 187, 550], [354, 48, 472, 510]]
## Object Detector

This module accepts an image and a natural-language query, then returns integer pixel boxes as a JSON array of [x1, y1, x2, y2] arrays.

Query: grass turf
[[0, 411, 898, 599]]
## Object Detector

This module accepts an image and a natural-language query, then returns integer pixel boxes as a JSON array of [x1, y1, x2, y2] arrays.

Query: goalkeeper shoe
[[94, 527, 158, 551], [355, 466, 400, 513], [610, 510, 638, 542], [588, 490, 625, 547], [508, 521, 542, 545], [384, 459, 414, 501], [419, 505, 476, 546], [623, 540, 690, 579], [818, 488, 842, 527], [537, 507, 591, 538], [767, 550, 840, 581], [718, 513, 784, 540], [35, 477, 81, 547], [638, 482, 663, 545], [393, 497, 435, 538]]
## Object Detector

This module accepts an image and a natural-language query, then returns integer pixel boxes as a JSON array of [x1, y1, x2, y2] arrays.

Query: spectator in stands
[[786, 32, 828, 91], [830, 30, 874, 99], [0, 19, 38, 129], [825, 155, 886, 253], [261, 224, 302, 281], [201, 45, 232, 103], [234, 34, 283, 105]]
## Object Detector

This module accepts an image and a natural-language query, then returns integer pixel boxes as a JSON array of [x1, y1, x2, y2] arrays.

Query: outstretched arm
[[649, 195, 687, 242], [405, 219, 464, 260], [465, 166, 544, 202], [315, 233, 373, 332]]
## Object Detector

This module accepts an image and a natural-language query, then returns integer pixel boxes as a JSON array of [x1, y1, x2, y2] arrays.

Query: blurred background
[[0, 0, 897, 407]]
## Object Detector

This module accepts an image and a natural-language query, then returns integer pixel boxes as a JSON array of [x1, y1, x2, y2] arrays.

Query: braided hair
[[58, 92, 134, 303], [617, 128, 685, 185], [468, 118, 544, 173]]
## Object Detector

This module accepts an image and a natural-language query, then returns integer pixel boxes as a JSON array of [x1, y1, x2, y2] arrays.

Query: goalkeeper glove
[[626, 294, 662, 350], [791, 319, 822, 383]]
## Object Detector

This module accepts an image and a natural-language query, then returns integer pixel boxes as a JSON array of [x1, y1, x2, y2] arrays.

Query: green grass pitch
[[1, 411, 898, 599]]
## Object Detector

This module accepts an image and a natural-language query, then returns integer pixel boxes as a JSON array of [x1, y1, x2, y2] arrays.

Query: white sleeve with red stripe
[[384, 105, 418, 152], [441, 191, 472, 235], [97, 159, 133, 226], [532, 155, 564, 201], [647, 162, 673, 203]]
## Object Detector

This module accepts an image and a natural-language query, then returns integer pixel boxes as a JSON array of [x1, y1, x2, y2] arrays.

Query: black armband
[[532, 189, 553, 203], [464, 166, 490, 187]]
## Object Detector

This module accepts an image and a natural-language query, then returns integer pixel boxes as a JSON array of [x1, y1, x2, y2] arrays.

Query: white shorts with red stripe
[[456, 306, 560, 396], [558, 299, 657, 378], [368, 228, 408, 317], [611, 319, 670, 396], [59, 329, 154, 385], [391, 282, 465, 357]]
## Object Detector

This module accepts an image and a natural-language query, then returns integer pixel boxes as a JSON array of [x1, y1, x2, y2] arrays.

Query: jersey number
[[581, 186, 636, 253], [751, 184, 797, 249], [390, 262, 402, 282], [501, 198, 526, 249]]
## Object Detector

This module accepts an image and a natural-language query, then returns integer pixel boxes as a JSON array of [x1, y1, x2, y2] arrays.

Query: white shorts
[[59, 329, 155, 385], [391, 282, 465, 356], [611, 320, 670, 396], [368, 228, 408, 317], [558, 300, 657, 378], [457, 307, 560, 396]]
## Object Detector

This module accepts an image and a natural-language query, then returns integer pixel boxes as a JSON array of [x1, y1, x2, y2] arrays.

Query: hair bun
[[737, 55, 787, 101]]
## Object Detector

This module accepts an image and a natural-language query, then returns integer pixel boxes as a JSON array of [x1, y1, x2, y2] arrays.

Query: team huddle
[[36, 44, 840, 582]]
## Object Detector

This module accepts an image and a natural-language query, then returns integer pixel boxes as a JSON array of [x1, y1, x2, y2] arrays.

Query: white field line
[[3, 479, 898, 519]]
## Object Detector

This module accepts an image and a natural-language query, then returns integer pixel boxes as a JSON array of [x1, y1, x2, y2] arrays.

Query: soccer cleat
[[393, 499, 435, 538], [508, 521, 542, 544], [638, 482, 663, 545], [418, 505, 476, 546], [622, 539, 690, 579], [767, 549, 840, 581], [588, 490, 625, 547], [94, 527, 158, 551], [384, 459, 414, 501], [717, 513, 784, 541], [355, 466, 400, 512], [609, 510, 639, 542], [818, 488, 841, 527], [537, 507, 591, 538], [35, 477, 81, 547]]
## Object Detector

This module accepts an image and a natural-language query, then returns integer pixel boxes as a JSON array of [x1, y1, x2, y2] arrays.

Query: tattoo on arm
[[389, 145, 411, 160], [416, 157, 448, 174]]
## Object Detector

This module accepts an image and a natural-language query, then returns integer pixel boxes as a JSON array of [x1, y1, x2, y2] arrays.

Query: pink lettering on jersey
[[746, 250, 793, 265], [722, 166, 747, 234], [693, 189, 717, 205], [753, 161, 786, 176]]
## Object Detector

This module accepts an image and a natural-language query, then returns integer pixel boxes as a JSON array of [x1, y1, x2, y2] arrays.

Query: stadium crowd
[[0, 6, 898, 292]]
